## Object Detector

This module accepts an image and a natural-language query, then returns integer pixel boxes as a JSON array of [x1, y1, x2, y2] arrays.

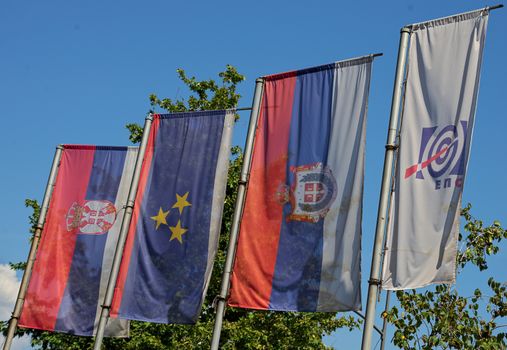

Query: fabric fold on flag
[[19, 145, 135, 336], [382, 9, 489, 290], [110, 110, 234, 324], [228, 56, 374, 312]]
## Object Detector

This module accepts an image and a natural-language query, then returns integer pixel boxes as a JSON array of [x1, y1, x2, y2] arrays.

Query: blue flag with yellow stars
[[111, 110, 234, 324]]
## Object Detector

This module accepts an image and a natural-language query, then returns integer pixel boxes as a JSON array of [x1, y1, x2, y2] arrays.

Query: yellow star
[[172, 192, 191, 215], [150, 207, 169, 230], [169, 220, 188, 244]]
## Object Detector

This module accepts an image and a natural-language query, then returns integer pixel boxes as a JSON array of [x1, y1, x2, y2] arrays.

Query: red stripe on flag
[[229, 76, 297, 309], [110, 116, 160, 317], [404, 144, 451, 179], [19, 147, 95, 331]]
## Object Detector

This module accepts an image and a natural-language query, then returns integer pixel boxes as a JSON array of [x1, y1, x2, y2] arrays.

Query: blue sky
[[0, 1, 505, 349]]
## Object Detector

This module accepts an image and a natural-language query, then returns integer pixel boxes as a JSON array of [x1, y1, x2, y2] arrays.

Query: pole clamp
[[32, 223, 44, 231], [212, 295, 227, 310], [368, 278, 382, 286], [385, 144, 398, 151], [401, 26, 412, 34], [238, 180, 248, 186]]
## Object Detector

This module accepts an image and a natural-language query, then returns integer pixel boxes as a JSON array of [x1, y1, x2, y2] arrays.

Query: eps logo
[[404, 121, 468, 190]]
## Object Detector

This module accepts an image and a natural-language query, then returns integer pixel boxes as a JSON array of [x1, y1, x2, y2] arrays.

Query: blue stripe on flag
[[55, 148, 127, 335], [269, 68, 334, 311]]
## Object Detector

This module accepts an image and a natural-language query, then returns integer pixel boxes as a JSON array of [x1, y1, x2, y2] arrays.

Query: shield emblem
[[66, 200, 117, 234], [286, 163, 337, 223]]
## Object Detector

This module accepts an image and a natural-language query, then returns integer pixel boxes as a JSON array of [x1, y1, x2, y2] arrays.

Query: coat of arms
[[276, 162, 337, 223], [65, 200, 117, 234]]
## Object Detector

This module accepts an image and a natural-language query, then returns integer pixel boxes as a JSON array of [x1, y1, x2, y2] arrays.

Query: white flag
[[382, 9, 489, 290]]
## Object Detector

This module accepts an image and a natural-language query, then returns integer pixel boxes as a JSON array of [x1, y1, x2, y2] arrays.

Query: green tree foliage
[[2, 66, 359, 349], [385, 204, 507, 349], [126, 65, 243, 144]]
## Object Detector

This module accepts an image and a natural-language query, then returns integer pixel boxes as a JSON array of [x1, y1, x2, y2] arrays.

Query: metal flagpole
[[378, 167, 398, 350], [378, 80, 405, 350], [361, 26, 411, 350], [3, 145, 64, 350], [93, 114, 154, 350], [379, 291, 391, 350], [210, 78, 265, 350]]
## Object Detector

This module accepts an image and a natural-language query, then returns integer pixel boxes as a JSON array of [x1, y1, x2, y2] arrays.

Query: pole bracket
[[401, 26, 412, 34], [32, 223, 44, 231], [385, 144, 398, 151], [124, 200, 135, 210], [212, 295, 227, 310], [368, 278, 382, 286]]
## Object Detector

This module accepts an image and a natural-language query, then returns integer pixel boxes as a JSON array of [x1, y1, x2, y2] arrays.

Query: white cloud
[[1, 335, 32, 350], [0, 264, 20, 320], [0, 264, 32, 350]]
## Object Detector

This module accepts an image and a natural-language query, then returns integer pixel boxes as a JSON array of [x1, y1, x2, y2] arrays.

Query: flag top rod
[[407, 4, 503, 29], [489, 4, 504, 10], [262, 53, 382, 80], [93, 114, 154, 350], [3, 145, 64, 350], [210, 78, 265, 350], [361, 27, 411, 350]]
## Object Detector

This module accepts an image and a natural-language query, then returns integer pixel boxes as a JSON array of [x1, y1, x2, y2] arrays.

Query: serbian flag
[[229, 56, 374, 312], [111, 110, 234, 323], [19, 145, 136, 336]]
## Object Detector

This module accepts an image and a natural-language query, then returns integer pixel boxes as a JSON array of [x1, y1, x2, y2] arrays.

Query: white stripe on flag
[[202, 111, 234, 301], [317, 58, 371, 311], [93, 147, 137, 336]]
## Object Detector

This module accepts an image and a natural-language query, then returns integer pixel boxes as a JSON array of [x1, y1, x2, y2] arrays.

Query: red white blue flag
[[229, 57, 374, 312], [110, 111, 234, 323], [19, 145, 136, 336], [382, 9, 489, 289]]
